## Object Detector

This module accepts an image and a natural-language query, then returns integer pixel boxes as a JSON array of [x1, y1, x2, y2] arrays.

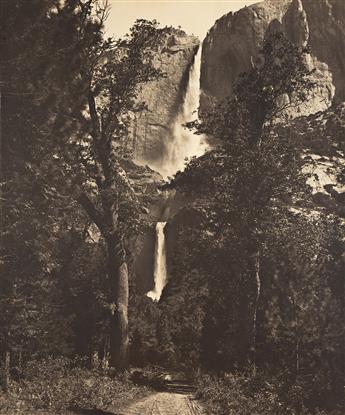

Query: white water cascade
[[147, 222, 167, 301], [160, 43, 208, 179], [147, 43, 207, 301]]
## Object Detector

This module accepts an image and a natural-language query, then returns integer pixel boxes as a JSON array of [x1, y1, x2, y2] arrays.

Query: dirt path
[[117, 391, 205, 415]]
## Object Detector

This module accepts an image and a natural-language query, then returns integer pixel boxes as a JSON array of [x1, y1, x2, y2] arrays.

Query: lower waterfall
[[147, 222, 167, 301]]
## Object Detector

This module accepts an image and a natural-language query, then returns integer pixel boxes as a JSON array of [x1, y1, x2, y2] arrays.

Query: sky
[[105, 0, 258, 41]]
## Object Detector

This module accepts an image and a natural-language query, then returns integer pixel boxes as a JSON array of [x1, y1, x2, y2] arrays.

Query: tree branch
[[78, 192, 104, 232], [88, 90, 101, 140]]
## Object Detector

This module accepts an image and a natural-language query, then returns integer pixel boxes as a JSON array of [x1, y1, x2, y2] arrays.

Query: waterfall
[[160, 43, 207, 179], [147, 43, 207, 301], [147, 222, 167, 301]]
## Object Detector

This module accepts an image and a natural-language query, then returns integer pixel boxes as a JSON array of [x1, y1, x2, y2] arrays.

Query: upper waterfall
[[160, 44, 208, 179]]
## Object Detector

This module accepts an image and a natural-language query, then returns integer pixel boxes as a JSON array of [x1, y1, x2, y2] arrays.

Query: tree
[[1, 0, 167, 374], [260, 212, 344, 407], [0, 0, 96, 389], [45, 12, 166, 368], [171, 29, 315, 372]]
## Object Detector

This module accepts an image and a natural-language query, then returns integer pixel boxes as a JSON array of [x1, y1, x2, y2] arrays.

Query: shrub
[[196, 373, 344, 415], [0, 357, 149, 414]]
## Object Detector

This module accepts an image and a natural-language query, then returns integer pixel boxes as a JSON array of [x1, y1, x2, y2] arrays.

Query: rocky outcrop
[[130, 31, 199, 167], [201, 0, 289, 110], [301, 0, 345, 102], [272, 102, 345, 216], [302, 104, 345, 216], [282, 0, 309, 47], [201, 0, 345, 112]]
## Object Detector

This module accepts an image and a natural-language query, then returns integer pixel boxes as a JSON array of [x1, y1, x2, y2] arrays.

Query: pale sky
[[105, 0, 258, 40]]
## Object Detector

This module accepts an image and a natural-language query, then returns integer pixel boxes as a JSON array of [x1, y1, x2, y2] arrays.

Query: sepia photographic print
[[1, 0, 344, 413]]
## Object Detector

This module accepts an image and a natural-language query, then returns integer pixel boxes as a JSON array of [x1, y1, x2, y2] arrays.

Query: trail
[[117, 391, 205, 415]]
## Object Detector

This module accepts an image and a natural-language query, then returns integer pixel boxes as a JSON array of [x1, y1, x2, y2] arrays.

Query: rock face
[[301, 0, 345, 102], [130, 31, 199, 168], [285, 103, 345, 217], [201, 0, 345, 111]]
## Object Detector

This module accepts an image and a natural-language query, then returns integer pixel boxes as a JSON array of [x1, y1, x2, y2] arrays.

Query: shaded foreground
[[0, 359, 149, 415]]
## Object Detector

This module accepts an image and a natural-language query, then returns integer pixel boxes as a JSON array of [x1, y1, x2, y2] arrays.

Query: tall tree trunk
[[291, 294, 300, 378], [18, 344, 23, 371], [252, 250, 261, 375], [107, 234, 129, 370], [101, 336, 110, 369], [2, 349, 10, 393]]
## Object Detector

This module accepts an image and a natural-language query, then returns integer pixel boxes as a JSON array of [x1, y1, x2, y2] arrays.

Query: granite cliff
[[129, 30, 199, 168], [201, 0, 345, 112], [199, 0, 345, 212]]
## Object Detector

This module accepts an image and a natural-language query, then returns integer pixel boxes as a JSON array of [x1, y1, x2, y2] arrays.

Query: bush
[[196, 373, 344, 415], [0, 357, 149, 414]]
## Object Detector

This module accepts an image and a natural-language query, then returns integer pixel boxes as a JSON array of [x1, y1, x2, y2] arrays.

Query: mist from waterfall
[[147, 222, 167, 302], [160, 44, 208, 179]]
